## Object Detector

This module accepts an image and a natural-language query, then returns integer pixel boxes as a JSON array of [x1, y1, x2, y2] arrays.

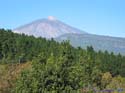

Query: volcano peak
[[47, 16, 56, 21]]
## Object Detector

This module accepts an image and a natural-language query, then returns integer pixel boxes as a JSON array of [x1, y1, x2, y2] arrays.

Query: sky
[[0, 0, 125, 37]]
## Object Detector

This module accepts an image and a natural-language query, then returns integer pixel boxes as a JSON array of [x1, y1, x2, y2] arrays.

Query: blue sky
[[0, 0, 125, 37]]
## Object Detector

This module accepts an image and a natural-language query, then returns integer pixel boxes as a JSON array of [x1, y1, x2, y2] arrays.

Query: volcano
[[13, 17, 125, 55]]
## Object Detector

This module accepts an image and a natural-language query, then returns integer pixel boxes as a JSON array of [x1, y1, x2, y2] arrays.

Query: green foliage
[[12, 52, 85, 92], [101, 72, 112, 89], [0, 29, 125, 92], [106, 75, 125, 89]]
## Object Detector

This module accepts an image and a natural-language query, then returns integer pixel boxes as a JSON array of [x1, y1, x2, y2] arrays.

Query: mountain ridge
[[55, 33, 125, 54], [13, 17, 125, 55]]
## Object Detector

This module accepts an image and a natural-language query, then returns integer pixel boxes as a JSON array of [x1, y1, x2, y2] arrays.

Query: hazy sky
[[0, 0, 125, 37]]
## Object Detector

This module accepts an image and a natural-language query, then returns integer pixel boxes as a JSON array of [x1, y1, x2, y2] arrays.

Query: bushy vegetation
[[0, 29, 125, 92]]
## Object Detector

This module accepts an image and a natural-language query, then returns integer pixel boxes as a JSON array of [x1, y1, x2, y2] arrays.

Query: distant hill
[[55, 33, 125, 55], [13, 17, 125, 55]]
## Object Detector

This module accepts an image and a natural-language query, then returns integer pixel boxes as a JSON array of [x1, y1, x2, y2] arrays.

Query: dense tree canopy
[[0, 29, 125, 92]]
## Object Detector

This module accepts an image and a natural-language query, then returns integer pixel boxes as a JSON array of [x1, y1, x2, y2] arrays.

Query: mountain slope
[[13, 16, 86, 38], [13, 17, 125, 55], [55, 33, 125, 54]]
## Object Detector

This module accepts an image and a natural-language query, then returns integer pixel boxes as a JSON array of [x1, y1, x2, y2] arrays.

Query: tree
[[0, 43, 3, 60], [101, 72, 112, 89], [106, 75, 125, 89]]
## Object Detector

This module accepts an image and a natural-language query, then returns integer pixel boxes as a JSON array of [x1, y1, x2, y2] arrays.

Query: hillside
[[0, 62, 31, 93], [13, 17, 125, 55], [56, 33, 125, 54], [0, 29, 125, 92]]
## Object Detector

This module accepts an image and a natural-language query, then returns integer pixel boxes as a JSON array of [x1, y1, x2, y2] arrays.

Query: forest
[[0, 29, 125, 93]]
